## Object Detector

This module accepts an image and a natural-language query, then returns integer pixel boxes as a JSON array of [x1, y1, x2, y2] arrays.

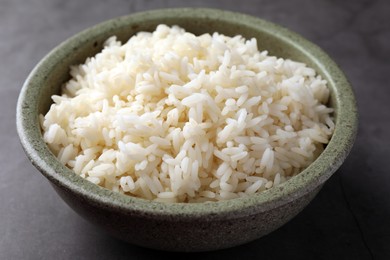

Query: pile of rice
[[41, 25, 334, 203]]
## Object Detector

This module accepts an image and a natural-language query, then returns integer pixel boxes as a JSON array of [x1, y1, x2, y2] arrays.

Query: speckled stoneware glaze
[[16, 8, 358, 252]]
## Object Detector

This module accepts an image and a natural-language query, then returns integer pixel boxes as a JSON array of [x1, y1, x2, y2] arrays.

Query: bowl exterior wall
[[52, 183, 321, 251]]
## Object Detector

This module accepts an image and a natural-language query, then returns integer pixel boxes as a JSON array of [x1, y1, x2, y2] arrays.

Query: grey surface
[[1, 0, 389, 259]]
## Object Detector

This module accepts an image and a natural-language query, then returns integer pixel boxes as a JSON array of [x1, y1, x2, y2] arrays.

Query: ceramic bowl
[[16, 8, 358, 252]]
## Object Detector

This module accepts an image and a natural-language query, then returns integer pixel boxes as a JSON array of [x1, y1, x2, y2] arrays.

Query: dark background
[[1, 0, 389, 259]]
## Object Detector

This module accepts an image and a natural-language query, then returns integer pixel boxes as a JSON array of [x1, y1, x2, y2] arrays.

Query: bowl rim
[[16, 8, 358, 220]]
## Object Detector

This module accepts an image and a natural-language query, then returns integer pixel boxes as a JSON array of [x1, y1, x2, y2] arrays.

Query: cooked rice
[[41, 25, 334, 202]]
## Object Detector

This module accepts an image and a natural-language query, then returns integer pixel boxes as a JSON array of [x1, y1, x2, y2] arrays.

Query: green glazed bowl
[[16, 8, 358, 252]]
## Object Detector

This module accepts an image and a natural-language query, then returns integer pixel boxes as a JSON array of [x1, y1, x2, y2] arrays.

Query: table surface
[[1, 0, 389, 259]]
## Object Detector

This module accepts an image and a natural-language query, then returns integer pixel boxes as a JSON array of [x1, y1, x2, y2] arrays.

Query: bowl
[[16, 8, 358, 252]]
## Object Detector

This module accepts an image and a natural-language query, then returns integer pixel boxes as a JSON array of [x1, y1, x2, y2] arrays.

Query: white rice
[[41, 24, 334, 203]]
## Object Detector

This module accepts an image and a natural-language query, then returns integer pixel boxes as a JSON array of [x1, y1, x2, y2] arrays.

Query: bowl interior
[[17, 8, 357, 218]]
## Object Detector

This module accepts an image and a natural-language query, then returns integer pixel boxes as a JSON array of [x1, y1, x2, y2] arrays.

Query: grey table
[[1, 0, 389, 259]]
